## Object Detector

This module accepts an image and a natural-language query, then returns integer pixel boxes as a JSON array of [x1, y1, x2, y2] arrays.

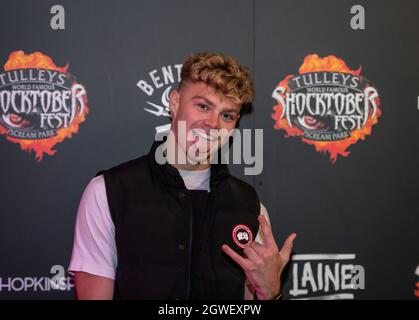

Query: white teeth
[[192, 129, 218, 141]]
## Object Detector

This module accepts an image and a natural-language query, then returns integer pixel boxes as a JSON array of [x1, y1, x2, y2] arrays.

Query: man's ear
[[169, 89, 180, 119]]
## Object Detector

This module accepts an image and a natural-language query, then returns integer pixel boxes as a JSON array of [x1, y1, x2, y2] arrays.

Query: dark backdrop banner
[[0, 0, 418, 299]]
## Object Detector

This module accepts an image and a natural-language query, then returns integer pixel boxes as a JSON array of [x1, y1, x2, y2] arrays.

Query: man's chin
[[187, 149, 218, 164]]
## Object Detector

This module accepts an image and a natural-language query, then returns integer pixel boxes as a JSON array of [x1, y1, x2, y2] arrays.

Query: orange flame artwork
[[272, 54, 381, 162], [0, 51, 89, 161]]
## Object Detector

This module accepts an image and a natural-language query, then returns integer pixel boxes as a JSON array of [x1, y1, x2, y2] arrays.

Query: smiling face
[[168, 81, 241, 169]]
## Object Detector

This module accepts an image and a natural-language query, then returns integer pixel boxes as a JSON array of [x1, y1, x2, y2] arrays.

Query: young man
[[68, 52, 296, 300]]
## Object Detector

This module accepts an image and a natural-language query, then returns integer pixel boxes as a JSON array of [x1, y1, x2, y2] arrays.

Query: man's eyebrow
[[191, 95, 240, 113], [190, 95, 215, 106], [222, 108, 239, 114]]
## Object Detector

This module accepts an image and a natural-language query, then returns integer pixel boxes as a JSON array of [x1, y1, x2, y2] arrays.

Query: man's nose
[[203, 111, 220, 129]]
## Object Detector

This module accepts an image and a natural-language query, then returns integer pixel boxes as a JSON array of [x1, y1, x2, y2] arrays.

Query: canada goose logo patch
[[232, 224, 253, 248]]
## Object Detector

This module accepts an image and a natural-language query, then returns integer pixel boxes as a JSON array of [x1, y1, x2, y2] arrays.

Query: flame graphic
[[0, 51, 89, 161], [4, 51, 69, 73], [272, 54, 381, 162], [299, 54, 362, 75]]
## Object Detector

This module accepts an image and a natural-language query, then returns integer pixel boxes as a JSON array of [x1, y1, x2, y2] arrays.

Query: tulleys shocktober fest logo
[[272, 54, 381, 162], [0, 51, 88, 161]]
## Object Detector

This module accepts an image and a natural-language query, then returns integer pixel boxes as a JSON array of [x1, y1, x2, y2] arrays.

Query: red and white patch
[[232, 224, 253, 249]]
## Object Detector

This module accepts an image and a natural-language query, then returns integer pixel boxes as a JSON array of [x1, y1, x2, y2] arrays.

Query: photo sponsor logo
[[272, 54, 381, 162], [0, 51, 88, 160], [289, 254, 365, 300], [136, 63, 182, 134], [0, 265, 74, 292]]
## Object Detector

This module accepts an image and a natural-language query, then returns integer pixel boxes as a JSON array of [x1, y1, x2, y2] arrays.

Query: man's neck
[[171, 162, 210, 172]]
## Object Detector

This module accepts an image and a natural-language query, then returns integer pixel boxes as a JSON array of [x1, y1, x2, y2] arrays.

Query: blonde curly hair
[[179, 52, 254, 108]]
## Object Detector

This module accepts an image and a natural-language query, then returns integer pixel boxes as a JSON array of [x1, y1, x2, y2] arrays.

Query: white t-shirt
[[68, 168, 270, 280]]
